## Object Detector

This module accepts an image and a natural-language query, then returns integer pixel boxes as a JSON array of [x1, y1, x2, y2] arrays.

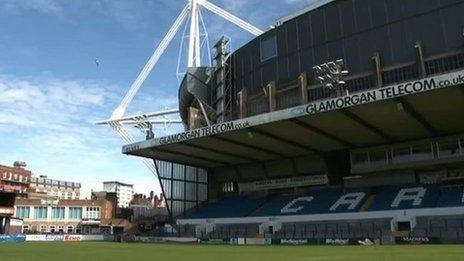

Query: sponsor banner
[[245, 238, 268, 245], [123, 70, 464, 151], [64, 235, 83, 242], [0, 234, 26, 243], [272, 238, 373, 245], [324, 239, 350, 245], [395, 237, 440, 245], [279, 239, 312, 245], [133, 236, 196, 243], [25, 234, 111, 242], [239, 175, 328, 192], [199, 238, 229, 244], [26, 234, 63, 241]]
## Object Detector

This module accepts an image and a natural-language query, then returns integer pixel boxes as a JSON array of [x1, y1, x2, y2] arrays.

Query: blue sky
[[0, 0, 313, 197]]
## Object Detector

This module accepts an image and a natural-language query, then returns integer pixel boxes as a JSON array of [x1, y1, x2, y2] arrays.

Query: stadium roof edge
[[123, 69, 464, 168], [276, 0, 336, 25]]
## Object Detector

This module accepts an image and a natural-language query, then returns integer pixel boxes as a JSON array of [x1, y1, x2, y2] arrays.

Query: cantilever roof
[[123, 70, 464, 169]]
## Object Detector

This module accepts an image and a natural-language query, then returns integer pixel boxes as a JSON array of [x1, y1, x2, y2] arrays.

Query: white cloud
[[1, 0, 63, 14], [0, 74, 166, 195]]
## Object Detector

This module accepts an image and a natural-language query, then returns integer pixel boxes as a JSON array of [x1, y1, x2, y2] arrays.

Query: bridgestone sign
[[123, 70, 464, 151]]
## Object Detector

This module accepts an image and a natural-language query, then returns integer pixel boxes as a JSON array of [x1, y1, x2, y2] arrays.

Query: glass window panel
[[392, 146, 411, 164], [198, 169, 208, 183], [369, 150, 388, 166], [173, 164, 185, 180], [261, 34, 277, 61], [438, 140, 460, 158], [186, 166, 197, 181], [411, 143, 433, 161], [198, 184, 208, 202], [352, 151, 369, 167], [186, 182, 197, 201]]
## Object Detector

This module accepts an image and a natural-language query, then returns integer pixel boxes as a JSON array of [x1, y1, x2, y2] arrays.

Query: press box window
[[351, 151, 369, 167], [260, 34, 277, 62]]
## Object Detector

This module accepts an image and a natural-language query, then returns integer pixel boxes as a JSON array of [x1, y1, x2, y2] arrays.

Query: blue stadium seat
[[189, 196, 266, 219], [186, 184, 463, 219], [251, 187, 361, 216], [368, 185, 439, 211], [437, 186, 464, 207]]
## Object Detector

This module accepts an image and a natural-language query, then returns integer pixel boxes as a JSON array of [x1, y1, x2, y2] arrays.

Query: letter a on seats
[[391, 187, 426, 208], [330, 192, 366, 211], [281, 197, 314, 214]]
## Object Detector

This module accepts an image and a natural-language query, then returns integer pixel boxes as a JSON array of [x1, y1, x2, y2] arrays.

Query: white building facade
[[14, 198, 104, 234], [103, 181, 134, 208], [30, 175, 81, 200]]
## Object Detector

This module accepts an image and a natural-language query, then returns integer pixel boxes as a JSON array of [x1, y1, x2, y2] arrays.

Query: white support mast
[[187, 0, 201, 67], [99, 0, 265, 190]]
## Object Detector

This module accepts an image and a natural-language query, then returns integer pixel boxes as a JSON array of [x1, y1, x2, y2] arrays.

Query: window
[[22, 225, 29, 233], [34, 206, 48, 219], [67, 226, 74, 234], [411, 143, 433, 161], [58, 226, 64, 233], [260, 34, 277, 61], [352, 151, 369, 167], [16, 206, 30, 219], [51, 207, 65, 219], [40, 225, 47, 232], [49, 225, 56, 233], [392, 146, 411, 164], [369, 150, 388, 166], [438, 140, 461, 158], [222, 182, 236, 193], [69, 207, 82, 219], [85, 207, 100, 220]]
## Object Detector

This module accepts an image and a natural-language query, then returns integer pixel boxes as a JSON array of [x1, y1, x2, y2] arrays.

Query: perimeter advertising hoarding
[[64, 235, 83, 241], [26, 235, 64, 241], [123, 70, 464, 152], [0, 234, 26, 243], [24, 234, 112, 242], [213, 238, 376, 246], [395, 237, 440, 245]]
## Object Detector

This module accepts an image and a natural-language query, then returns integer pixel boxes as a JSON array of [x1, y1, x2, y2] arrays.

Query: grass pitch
[[1, 242, 464, 261]]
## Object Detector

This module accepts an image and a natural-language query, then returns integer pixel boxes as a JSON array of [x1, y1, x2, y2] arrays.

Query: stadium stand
[[186, 184, 464, 219], [189, 196, 267, 219], [123, 0, 464, 245]]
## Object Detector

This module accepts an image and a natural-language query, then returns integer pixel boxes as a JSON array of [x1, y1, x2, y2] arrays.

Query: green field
[[1, 242, 464, 261]]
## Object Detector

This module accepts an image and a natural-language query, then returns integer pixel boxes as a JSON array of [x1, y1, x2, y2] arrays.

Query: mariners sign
[[123, 70, 464, 151]]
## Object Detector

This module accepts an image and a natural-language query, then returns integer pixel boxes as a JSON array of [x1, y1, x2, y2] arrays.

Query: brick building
[[0, 162, 31, 234], [0, 161, 31, 195], [14, 196, 117, 234]]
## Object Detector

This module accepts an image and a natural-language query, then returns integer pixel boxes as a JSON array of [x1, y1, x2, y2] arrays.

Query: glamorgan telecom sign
[[123, 70, 464, 152]]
